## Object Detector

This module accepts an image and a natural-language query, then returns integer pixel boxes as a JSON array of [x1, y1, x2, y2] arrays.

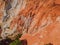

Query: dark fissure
[[21, 40, 27, 45]]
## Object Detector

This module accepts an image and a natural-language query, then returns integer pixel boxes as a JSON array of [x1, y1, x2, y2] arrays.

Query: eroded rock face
[[0, 0, 60, 45], [55, 0, 60, 4], [0, 0, 26, 39], [18, 0, 60, 45]]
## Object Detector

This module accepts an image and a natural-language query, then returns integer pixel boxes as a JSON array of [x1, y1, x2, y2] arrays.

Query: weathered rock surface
[[0, 0, 60, 45]]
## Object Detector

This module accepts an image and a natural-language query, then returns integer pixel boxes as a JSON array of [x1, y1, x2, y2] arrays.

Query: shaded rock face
[[0, 0, 26, 39], [21, 40, 27, 45], [0, 0, 60, 45], [0, 38, 13, 45]]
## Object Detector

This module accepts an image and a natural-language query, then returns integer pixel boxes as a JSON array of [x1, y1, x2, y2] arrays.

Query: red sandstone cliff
[[0, 0, 60, 45]]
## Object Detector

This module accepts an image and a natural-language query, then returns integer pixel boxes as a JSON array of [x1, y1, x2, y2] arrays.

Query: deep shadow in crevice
[[45, 43, 53, 45], [21, 40, 27, 45]]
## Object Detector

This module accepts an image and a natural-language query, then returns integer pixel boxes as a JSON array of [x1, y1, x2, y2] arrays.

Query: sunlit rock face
[[55, 0, 60, 4], [0, 0, 60, 45], [18, 0, 60, 45], [0, 0, 5, 25]]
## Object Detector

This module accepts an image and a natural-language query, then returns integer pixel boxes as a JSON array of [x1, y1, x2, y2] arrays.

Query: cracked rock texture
[[0, 0, 60, 45]]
